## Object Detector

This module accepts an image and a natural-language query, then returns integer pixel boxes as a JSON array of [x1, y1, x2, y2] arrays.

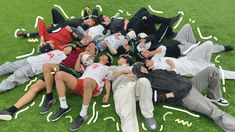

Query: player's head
[[118, 54, 134, 66], [99, 54, 113, 66], [141, 49, 151, 59]]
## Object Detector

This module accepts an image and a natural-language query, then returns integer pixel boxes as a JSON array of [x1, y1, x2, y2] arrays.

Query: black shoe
[[0, 110, 13, 121], [51, 106, 71, 122], [169, 14, 182, 27], [224, 45, 234, 52], [40, 98, 56, 114], [70, 115, 87, 131]]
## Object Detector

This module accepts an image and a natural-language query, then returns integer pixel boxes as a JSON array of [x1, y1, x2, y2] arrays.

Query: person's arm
[[111, 69, 132, 78], [103, 40, 118, 55], [124, 19, 129, 30], [165, 59, 176, 70], [102, 79, 111, 104], [74, 51, 90, 72], [65, 26, 79, 38]]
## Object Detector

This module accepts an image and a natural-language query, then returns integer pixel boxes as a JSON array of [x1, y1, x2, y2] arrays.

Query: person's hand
[[46, 40, 55, 49], [102, 40, 109, 47], [102, 94, 110, 104], [124, 19, 129, 25], [140, 38, 146, 44], [84, 7, 91, 14], [155, 47, 162, 54], [166, 92, 174, 98]]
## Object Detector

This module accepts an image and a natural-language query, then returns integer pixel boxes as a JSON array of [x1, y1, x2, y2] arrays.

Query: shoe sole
[[210, 100, 229, 107], [51, 107, 71, 122], [0, 115, 12, 121], [69, 116, 88, 131], [40, 99, 56, 115]]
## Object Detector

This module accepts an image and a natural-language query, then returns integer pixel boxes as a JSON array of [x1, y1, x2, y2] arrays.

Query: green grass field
[[0, 0, 235, 131]]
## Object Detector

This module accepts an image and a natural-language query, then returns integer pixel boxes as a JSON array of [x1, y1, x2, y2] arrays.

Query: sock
[[6, 106, 18, 114], [59, 97, 68, 109], [79, 104, 89, 118], [46, 93, 53, 101]]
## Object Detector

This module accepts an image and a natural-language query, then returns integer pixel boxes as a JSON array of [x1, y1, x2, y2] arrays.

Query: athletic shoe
[[210, 98, 229, 107], [143, 116, 158, 131], [51, 106, 71, 121], [224, 45, 234, 52], [40, 98, 56, 114], [169, 14, 181, 27], [70, 115, 88, 131], [0, 110, 13, 121]]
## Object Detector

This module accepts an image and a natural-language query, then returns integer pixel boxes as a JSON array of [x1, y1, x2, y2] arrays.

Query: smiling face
[[99, 55, 109, 65], [118, 57, 127, 65], [80, 36, 92, 46], [84, 18, 96, 27], [101, 15, 111, 25], [141, 50, 151, 58]]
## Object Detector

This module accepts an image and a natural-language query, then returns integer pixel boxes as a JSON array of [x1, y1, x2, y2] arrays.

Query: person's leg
[[15, 80, 46, 108], [220, 69, 235, 80], [70, 77, 97, 131], [0, 63, 35, 92], [50, 71, 77, 121], [154, 24, 169, 43], [182, 88, 235, 131], [40, 63, 60, 114], [114, 82, 139, 132], [43, 63, 60, 94], [191, 67, 222, 99], [173, 23, 197, 44], [0, 80, 45, 121], [51, 8, 66, 25], [186, 41, 214, 62], [38, 20, 50, 41], [0, 59, 28, 76], [132, 7, 149, 19], [135, 78, 157, 130]]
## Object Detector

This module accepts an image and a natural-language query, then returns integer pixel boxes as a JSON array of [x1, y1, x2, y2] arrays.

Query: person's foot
[[17, 31, 27, 38], [143, 116, 157, 131], [40, 98, 56, 114], [51, 106, 71, 121], [210, 98, 229, 107], [169, 14, 182, 27], [224, 45, 234, 52], [0, 110, 13, 121], [70, 115, 88, 131]]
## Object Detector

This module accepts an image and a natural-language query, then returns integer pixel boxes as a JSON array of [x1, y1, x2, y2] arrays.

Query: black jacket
[[132, 63, 192, 105]]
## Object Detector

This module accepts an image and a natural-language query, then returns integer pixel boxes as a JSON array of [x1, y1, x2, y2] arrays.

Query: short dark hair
[[119, 54, 134, 66]]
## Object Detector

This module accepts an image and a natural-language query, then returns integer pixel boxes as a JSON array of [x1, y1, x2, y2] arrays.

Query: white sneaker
[[210, 98, 229, 107]]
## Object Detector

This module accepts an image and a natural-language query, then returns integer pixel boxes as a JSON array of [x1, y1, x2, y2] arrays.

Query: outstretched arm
[[102, 79, 111, 104]]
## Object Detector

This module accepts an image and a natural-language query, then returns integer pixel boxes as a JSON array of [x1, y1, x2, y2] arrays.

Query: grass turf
[[0, 0, 235, 131]]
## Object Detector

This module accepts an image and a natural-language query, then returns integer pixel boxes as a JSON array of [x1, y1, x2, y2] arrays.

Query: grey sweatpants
[[174, 23, 225, 54], [0, 59, 36, 92], [185, 41, 235, 79], [182, 67, 235, 131], [113, 78, 154, 132]]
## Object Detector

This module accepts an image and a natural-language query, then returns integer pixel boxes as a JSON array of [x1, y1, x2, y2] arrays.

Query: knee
[[137, 78, 150, 85], [55, 71, 65, 80], [29, 84, 43, 94], [183, 23, 191, 29], [42, 63, 51, 72], [204, 40, 213, 46], [206, 66, 220, 76], [51, 8, 57, 13]]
